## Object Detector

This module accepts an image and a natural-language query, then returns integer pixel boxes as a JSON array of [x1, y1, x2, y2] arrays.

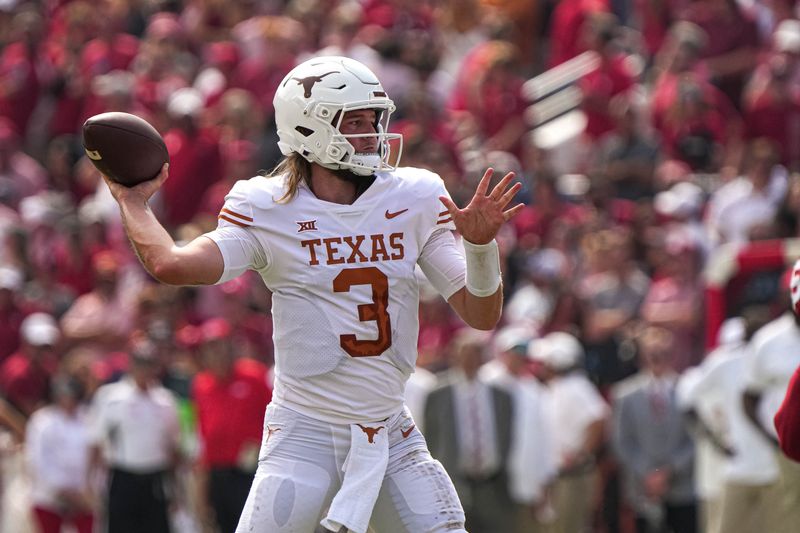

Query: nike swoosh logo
[[385, 208, 409, 219], [401, 425, 415, 439]]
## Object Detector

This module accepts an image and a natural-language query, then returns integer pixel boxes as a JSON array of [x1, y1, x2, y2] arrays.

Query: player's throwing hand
[[102, 163, 169, 204], [439, 168, 523, 245]]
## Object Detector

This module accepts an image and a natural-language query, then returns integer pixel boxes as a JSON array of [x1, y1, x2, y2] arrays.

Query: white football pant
[[235, 403, 467, 533]]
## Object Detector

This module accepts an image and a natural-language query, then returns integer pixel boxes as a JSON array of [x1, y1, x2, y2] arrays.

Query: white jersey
[[205, 167, 465, 424]]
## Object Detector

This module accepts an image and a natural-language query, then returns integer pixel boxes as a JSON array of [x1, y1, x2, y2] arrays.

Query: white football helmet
[[273, 56, 402, 176]]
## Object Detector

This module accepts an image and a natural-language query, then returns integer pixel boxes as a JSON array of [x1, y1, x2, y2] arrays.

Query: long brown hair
[[265, 152, 312, 203]]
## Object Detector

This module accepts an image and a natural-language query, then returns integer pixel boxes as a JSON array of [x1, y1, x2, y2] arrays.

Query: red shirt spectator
[[580, 54, 635, 139], [191, 318, 271, 532], [193, 356, 271, 467], [0, 21, 41, 137], [547, 0, 609, 67], [160, 89, 224, 227], [678, 0, 759, 106], [743, 53, 800, 168], [0, 313, 60, 416], [193, 318, 271, 467], [448, 41, 529, 155], [633, 0, 689, 58], [652, 75, 738, 169], [0, 119, 48, 207], [76, 32, 140, 125], [0, 268, 25, 363], [361, 0, 435, 30]]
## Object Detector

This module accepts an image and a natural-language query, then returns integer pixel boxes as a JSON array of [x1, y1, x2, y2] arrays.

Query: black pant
[[107, 468, 171, 533], [635, 502, 697, 533], [208, 467, 254, 533]]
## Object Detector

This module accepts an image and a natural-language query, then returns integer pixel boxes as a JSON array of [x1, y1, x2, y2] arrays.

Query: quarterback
[[102, 56, 522, 532]]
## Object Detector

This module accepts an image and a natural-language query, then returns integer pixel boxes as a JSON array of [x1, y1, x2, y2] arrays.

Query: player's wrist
[[463, 238, 501, 297], [115, 187, 150, 208]]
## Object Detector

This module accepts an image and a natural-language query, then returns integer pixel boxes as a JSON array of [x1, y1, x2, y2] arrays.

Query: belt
[[110, 467, 168, 479], [464, 470, 502, 484]]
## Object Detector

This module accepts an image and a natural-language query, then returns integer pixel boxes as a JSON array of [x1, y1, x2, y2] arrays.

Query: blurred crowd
[[1, 0, 800, 532]]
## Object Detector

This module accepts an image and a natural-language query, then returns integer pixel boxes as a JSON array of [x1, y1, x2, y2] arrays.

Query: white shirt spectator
[[745, 312, 800, 439], [505, 283, 555, 329], [25, 405, 93, 510], [480, 360, 557, 503], [680, 343, 779, 486], [90, 378, 180, 473], [705, 166, 787, 245], [544, 372, 609, 466], [676, 366, 728, 501]]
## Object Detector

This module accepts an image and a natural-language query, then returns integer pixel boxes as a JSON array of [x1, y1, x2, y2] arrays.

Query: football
[[82, 112, 169, 187]]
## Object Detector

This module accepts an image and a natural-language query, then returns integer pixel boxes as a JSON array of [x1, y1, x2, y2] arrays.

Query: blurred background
[[1, 0, 800, 532]]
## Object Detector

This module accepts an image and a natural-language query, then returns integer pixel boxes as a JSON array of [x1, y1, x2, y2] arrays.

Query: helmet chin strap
[[348, 153, 383, 174], [321, 152, 381, 177]]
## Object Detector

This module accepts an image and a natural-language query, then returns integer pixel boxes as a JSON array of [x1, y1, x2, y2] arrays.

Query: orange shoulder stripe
[[220, 208, 253, 222], [218, 214, 250, 228]]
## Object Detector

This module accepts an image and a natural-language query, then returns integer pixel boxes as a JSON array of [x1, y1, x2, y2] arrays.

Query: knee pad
[[236, 461, 333, 533]]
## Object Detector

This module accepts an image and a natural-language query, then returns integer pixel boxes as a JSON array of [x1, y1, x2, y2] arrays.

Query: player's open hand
[[439, 168, 523, 245], [102, 163, 169, 204]]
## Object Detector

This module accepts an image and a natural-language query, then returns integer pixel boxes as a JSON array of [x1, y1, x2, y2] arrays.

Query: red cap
[[201, 318, 232, 342], [92, 250, 121, 274], [204, 41, 239, 68], [175, 324, 202, 350], [146, 12, 183, 40], [220, 277, 249, 297]]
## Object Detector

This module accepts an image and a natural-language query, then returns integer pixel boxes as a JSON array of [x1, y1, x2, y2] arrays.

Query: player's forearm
[[117, 194, 180, 282], [447, 238, 504, 329], [448, 285, 502, 330], [463, 287, 503, 329]]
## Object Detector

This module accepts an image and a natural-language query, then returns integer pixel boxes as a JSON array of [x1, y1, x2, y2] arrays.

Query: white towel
[[320, 421, 390, 533]]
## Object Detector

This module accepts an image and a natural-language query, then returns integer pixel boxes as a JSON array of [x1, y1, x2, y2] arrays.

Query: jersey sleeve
[[202, 180, 269, 284], [414, 171, 464, 299], [431, 175, 456, 234], [417, 229, 466, 300]]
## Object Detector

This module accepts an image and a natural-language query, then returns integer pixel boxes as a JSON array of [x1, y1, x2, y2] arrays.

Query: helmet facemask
[[325, 106, 403, 176]]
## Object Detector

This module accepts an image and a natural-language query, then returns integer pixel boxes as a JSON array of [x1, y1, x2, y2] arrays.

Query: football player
[[102, 56, 522, 532]]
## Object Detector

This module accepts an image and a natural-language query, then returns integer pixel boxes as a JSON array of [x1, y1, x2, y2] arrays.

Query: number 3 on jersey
[[333, 267, 392, 357]]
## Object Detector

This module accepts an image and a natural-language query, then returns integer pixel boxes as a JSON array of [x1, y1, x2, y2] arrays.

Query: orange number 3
[[333, 267, 392, 357]]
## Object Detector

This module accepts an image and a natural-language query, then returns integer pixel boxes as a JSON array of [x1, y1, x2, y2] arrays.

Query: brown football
[[82, 112, 169, 187]]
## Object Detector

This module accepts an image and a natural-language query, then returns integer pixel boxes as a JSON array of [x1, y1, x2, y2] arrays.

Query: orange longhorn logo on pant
[[356, 424, 385, 444], [266, 426, 281, 442]]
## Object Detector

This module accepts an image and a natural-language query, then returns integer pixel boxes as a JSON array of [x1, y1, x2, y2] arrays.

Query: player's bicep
[[202, 225, 268, 284], [417, 229, 466, 300]]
